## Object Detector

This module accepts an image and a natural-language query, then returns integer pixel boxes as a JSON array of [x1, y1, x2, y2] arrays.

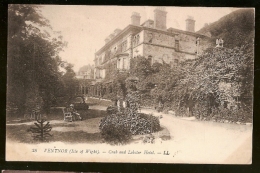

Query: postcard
[[6, 5, 254, 164]]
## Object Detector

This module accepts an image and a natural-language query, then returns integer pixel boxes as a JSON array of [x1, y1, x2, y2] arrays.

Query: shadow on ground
[[6, 124, 103, 144]]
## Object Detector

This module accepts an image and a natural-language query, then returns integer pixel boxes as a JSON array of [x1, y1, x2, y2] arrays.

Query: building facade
[[94, 7, 209, 80], [91, 7, 210, 97]]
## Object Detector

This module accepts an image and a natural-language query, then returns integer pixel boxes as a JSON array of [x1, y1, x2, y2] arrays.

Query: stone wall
[[133, 44, 144, 58], [143, 30, 175, 48], [178, 33, 197, 54], [143, 44, 196, 65]]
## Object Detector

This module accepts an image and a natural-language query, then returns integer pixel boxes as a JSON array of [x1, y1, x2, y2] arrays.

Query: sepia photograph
[[6, 5, 254, 164]]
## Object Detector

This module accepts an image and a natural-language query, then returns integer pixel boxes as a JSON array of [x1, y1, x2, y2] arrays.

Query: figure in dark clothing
[[68, 104, 82, 121]]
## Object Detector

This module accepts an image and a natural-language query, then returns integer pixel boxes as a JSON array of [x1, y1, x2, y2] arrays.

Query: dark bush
[[100, 115, 132, 145], [137, 113, 160, 133], [106, 105, 118, 115], [210, 107, 252, 123], [99, 112, 161, 144]]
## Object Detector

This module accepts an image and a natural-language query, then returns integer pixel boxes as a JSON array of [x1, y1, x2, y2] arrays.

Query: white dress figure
[[117, 100, 120, 111], [219, 38, 224, 47], [216, 38, 220, 47], [122, 101, 126, 108]]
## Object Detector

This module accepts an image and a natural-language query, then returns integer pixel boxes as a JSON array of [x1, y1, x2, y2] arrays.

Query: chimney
[[105, 37, 110, 44], [109, 33, 115, 40], [154, 7, 167, 30], [131, 12, 141, 25], [114, 28, 122, 36], [186, 16, 195, 32]]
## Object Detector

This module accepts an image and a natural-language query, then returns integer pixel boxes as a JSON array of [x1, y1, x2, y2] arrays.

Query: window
[[175, 40, 179, 51], [122, 40, 127, 52], [148, 33, 153, 43], [137, 35, 140, 44], [123, 58, 125, 69], [133, 34, 140, 47], [117, 59, 121, 69], [148, 55, 152, 65], [133, 36, 136, 46]]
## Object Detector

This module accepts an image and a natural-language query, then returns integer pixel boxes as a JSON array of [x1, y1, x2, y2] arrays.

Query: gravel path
[[141, 108, 252, 164]]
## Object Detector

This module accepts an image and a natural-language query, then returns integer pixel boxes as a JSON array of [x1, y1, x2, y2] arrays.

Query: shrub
[[189, 104, 252, 123], [210, 107, 252, 123], [106, 105, 118, 115], [136, 113, 160, 133], [99, 112, 161, 144], [100, 115, 132, 145]]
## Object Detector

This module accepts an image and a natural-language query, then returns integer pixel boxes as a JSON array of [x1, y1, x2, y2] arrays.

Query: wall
[[143, 44, 196, 65], [133, 44, 144, 58], [132, 30, 144, 48], [198, 37, 211, 55], [178, 33, 197, 54], [143, 30, 175, 47]]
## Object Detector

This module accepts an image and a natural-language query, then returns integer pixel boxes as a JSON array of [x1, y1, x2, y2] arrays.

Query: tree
[[7, 5, 66, 116], [60, 63, 79, 104]]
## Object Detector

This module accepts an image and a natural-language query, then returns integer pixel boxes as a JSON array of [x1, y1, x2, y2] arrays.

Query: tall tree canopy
[[7, 5, 67, 115]]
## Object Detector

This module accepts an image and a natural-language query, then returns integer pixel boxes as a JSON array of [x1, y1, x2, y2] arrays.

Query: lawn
[[6, 108, 107, 144], [6, 105, 171, 145]]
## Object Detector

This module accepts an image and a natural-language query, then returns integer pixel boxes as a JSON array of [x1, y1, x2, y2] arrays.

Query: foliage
[[175, 47, 252, 118], [130, 56, 153, 80], [197, 9, 254, 49], [100, 75, 160, 144], [143, 134, 155, 144], [99, 114, 132, 145], [101, 123, 132, 145], [106, 105, 118, 115], [128, 45, 252, 122], [102, 70, 129, 101], [100, 111, 160, 138], [28, 119, 52, 141], [60, 63, 79, 104], [7, 5, 67, 116], [134, 113, 160, 134]]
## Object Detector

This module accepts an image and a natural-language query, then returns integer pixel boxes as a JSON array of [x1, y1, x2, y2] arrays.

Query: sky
[[39, 6, 239, 72]]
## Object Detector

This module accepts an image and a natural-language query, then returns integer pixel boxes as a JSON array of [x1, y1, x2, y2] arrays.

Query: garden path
[[141, 108, 252, 164]]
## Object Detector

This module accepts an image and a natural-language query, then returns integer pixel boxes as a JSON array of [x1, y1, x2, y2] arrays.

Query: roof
[[141, 19, 154, 26], [95, 24, 209, 57], [78, 65, 94, 73], [95, 25, 142, 56]]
